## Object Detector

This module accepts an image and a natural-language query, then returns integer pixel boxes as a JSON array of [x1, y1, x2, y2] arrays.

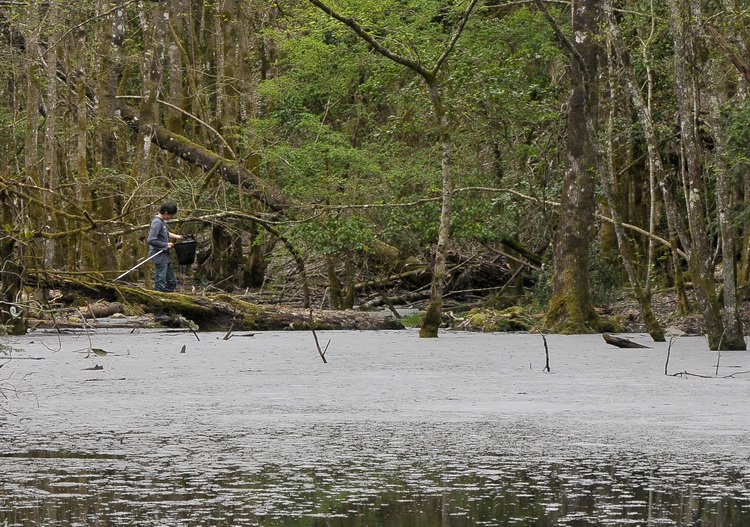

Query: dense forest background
[[1, 0, 749, 349]]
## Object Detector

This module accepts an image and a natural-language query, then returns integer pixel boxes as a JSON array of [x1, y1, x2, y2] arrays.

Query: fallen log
[[66, 301, 125, 319], [603, 333, 651, 349], [25, 275, 404, 332]]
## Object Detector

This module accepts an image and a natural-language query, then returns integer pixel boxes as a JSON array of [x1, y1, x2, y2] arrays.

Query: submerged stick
[[664, 336, 676, 375], [715, 329, 726, 375], [309, 308, 328, 363], [603, 334, 650, 349], [222, 319, 235, 341]]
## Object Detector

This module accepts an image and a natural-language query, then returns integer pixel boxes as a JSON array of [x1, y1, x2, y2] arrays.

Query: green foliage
[[530, 263, 553, 313], [451, 194, 511, 243], [245, 1, 570, 281], [292, 214, 374, 257], [723, 100, 750, 176], [589, 246, 624, 308], [719, 100, 750, 227], [379, 202, 441, 250]]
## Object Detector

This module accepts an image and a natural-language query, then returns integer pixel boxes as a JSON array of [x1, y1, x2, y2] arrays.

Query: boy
[[147, 202, 184, 292]]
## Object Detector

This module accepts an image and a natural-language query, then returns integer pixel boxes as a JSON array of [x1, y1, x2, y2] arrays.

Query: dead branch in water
[[603, 334, 650, 349], [664, 335, 677, 375], [671, 371, 713, 378], [309, 308, 329, 363], [672, 370, 750, 379]]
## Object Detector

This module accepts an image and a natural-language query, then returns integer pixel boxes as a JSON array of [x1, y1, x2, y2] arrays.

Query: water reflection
[[2, 448, 749, 526]]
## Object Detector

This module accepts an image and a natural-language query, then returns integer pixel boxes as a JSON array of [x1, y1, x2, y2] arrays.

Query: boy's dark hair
[[160, 202, 178, 215]]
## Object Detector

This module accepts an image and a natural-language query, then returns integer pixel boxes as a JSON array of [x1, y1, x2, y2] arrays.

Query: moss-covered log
[[113, 99, 292, 213], [25, 275, 404, 332]]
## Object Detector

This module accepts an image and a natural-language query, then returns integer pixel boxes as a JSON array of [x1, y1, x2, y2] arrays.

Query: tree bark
[[543, 0, 601, 333], [707, 85, 745, 349], [605, 0, 691, 316], [0, 238, 25, 335], [602, 15, 665, 342], [420, 79, 453, 338], [602, 0, 666, 342], [668, 0, 736, 350]]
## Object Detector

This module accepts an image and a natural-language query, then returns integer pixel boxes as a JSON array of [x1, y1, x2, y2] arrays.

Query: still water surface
[[1, 329, 749, 526]]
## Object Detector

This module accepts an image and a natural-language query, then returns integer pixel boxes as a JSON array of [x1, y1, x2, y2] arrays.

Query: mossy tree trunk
[[343, 259, 356, 310], [326, 256, 344, 310], [542, 0, 601, 333], [200, 225, 245, 292], [419, 79, 452, 338], [241, 226, 278, 289]]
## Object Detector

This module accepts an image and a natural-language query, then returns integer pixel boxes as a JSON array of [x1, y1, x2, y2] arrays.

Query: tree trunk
[[241, 223, 278, 289], [325, 256, 344, 310], [420, 80, 453, 338], [198, 225, 244, 291], [544, 0, 600, 333], [135, 1, 167, 181], [23, 0, 43, 275], [113, 98, 291, 212], [668, 0, 734, 350], [305, 0, 479, 337], [43, 1, 62, 269], [0, 231, 25, 335], [708, 86, 746, 349], [166, 0, 187, 134], [25, 276, 405, 332], [602, 17, 664, 341], [605, 0, 691, 317]]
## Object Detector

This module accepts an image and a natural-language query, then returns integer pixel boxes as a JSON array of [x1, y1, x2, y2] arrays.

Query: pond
[[1, 329, 749, 526]]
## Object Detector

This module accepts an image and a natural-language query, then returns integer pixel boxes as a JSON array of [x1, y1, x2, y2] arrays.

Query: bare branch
[[434, 0, 482, 74], [307, 0, 481, 79], [306, 0, 430, 76], [707, 26, 750, 84], [532, 0, 589, 80]]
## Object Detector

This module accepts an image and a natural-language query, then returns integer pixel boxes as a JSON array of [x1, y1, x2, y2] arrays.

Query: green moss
[[543, 283, 601, 334], [595, 315, 623, 333], [241, 314, 256, 330], [71, 296, 95, 308], [419, 301, 442, 338], [400, 312, 425, 328], [123, 304, 145, 316], [459, 306, 533, 332]]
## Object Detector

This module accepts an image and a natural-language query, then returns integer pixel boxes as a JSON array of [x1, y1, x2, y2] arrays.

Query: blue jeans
[[154, 263, 177, 292]]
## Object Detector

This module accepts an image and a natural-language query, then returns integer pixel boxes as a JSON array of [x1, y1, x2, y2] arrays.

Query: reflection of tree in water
[[1, 448, 749, 525], [167, 457, 748, 526]]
